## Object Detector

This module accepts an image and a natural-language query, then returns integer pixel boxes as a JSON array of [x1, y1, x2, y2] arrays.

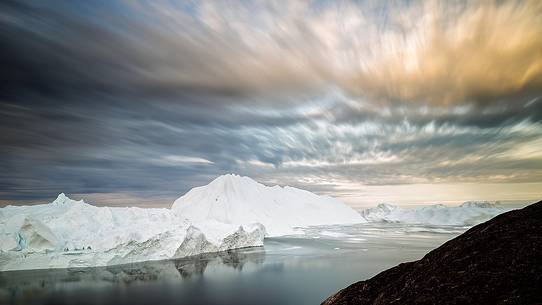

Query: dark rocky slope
[[322, 200, 542, 305]]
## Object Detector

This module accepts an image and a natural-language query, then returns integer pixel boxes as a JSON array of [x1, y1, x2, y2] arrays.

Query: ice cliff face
[[171, 174, 365, 236], [0, 194, 264, 271], [360, 202, 508, 226]]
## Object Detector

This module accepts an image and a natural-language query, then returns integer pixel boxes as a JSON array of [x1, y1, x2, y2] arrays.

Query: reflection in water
[[0, 247, 266, 304], [175, 256, 210, 279], [0, 223, 461, 305], [1, 247, 266, 286], [175, 248, 266, 279]]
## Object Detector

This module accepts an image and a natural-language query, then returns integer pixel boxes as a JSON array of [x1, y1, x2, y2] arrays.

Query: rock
[[322, 200, 542, 305]]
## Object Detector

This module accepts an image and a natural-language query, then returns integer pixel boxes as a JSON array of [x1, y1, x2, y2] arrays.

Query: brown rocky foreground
[[322, 200, 542, 305]]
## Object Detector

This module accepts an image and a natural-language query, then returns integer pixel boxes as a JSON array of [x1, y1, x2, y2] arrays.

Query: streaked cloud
[[4, 1, 541, 104], [347, 0, 542, 104], [0, 0, 541, 206], [153, 155, 215, 166]]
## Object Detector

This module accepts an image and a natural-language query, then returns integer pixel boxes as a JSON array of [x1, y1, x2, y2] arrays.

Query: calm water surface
[[0, 223, 464, 305]]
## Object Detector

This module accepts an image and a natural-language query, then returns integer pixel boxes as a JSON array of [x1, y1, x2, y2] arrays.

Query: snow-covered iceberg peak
[[171, 174, 365, 236], [51, 193, 85, 206]]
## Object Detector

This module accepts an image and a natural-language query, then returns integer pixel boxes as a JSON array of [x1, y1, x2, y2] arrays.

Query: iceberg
[[4, 174, 507, 272], [458, 201, 498, 208], [171, 174, 365, 236], [0, 194, 264, 271], [360, 201, 509, 226], [0, 174, 361, 270]]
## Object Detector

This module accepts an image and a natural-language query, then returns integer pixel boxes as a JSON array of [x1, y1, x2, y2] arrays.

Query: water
[[0, 223, 465, 305]]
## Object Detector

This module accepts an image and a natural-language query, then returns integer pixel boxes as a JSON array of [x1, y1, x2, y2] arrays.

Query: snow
[[171, 174, 365, 236], [360, 202, 509, 225], [0, 194, 264, 271]]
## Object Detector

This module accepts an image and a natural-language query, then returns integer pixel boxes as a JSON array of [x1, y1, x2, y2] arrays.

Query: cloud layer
[[1, 0, 541, 206]]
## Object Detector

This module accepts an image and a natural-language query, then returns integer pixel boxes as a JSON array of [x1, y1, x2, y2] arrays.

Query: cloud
[[4, 1, 541, 106], [347, 0, 542, 105], [1, 0, 541, 205]]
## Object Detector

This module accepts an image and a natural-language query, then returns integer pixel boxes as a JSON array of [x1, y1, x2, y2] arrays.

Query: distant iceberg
[[171, 174, 365, 236], [458, 201, 499, 208], [360, 201, 509, 226]]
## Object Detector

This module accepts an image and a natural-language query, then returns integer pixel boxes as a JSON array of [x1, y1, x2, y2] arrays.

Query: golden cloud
[[343, 1, 542, 104]]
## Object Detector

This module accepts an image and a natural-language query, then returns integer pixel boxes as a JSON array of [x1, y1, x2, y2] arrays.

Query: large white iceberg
[[171, 174, 365, 236], [0, 194, 264, 271], [360, 201, 509, 226]]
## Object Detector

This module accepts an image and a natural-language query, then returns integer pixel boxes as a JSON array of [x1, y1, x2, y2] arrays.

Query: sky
[[1, 0, 541, 208]]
